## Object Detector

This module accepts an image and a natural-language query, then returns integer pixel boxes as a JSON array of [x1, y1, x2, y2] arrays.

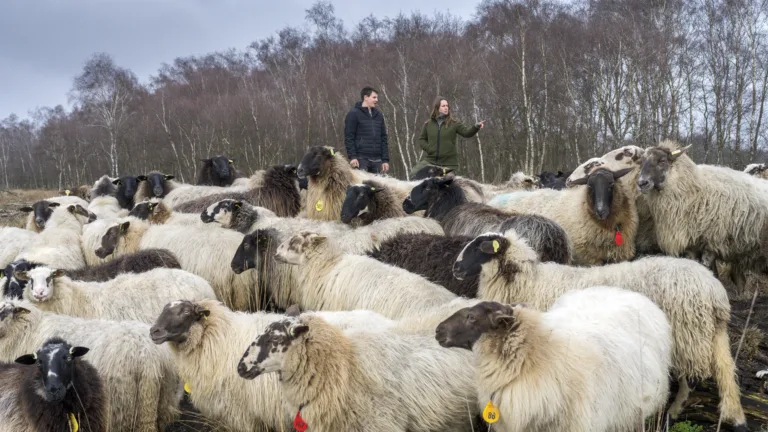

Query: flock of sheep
[[0, 143, 764, 431]]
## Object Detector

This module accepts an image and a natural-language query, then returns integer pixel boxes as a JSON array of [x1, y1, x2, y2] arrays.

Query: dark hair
[[361, 86, 378, 100]]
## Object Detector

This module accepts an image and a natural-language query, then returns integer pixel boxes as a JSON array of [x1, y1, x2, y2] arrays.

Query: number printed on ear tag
[[482, 400, 500, 423]]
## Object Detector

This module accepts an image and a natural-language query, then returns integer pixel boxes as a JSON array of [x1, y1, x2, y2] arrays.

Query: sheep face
[[201, 199, 241, 225], [745, 163, 768, 176], [0, 302, 31, 338], [568, 168, 633, 221], [566, 146, 643, 188], [237, 317, 308, 379], [3, 260, 39, 300], [205, 156, 235, 182], [94, 221, 131, 259], [231, 230, 273, 274], [274, 232, 327, 265], [112, 176, 139, 207], [412, 164, 454, 180], [297, 146, 336, 179], [453, 233, 509, 280], [637, 145, 690, 193], [149, 300, 210, 345], [128, 200, 157, 220], [16, 267, 63, 302], [15, 338, 90, 403], [403, 174, 455, 214], [435, 301, 515, 350], [138, 172, 175, 198], [340, 184, 382, 224], [20, 200, 61, 230]]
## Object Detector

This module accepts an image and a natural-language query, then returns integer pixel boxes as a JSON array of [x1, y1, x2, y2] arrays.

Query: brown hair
[[429, 97, 456, 126]]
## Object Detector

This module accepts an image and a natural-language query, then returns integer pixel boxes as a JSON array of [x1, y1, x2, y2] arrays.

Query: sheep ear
[[612, 167, 634, 180], [489, 310, 515, 329], [289, 324, 309, 338], [13, 271, 28, 281], [51, 269, 64, 278], [669, 145, 691, 160], [0, 270, 4, 278], [164, 175, 175, 180], [309, 235, 328, 246], [119, 221, 130, 234], [49, 202, 60, 208], [285, 305, 301, 317], [437, 175, 455, 187], [14, 354, 37, 365], [112, 179, 121, 185], [568, 176, 587, 186], [13, 306, 30, 316], [228, 159, 234, 164], [479, 240, 501, 255], [233, 201, 242, 209], [19, 206, 33, 212], [69, 347, 89, 358], [137, 175, 148, 182]]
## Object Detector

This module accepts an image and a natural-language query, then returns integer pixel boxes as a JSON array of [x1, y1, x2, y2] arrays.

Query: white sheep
[[149, 299, 400, 431], [435, 286, 671, 432], [162, 171, 262, 208], [237, 308, 478, 432], [16, 266, 216, 324], [0, 300, 182, 432], [129, 197, 205, 226], [744, 162, 768, 179], [22, 195, 89, 232], [0, 227, 37, 268], [16, 205, 90, 270], [453, 231, 746, 429], [274, 231, 457, 319]]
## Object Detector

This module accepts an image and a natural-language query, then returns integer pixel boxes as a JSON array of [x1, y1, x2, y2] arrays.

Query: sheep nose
[[35, 217, 45, 226], [153, 187, 163, 196], [637, 178, 650, 189], [237, 362, 247, 376], [595, 206, 609, 220]]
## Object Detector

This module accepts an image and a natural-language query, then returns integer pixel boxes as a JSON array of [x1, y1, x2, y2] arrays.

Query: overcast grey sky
[[0, 0, 480, 120]]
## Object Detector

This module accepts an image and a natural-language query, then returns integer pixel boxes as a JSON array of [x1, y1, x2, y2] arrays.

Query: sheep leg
[[712, 326, 748, 429], [668, 377, 691, 418]]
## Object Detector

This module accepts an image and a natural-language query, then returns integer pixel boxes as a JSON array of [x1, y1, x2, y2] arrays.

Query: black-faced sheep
[[637, 140, 768, 290], [435, 287, 671, 432], [16, 205, 92, 270], [111, 175, 141, 210], [404, 174, 573, 262], [87, 175, 128, 220], [0, 337, 107, 432], [173, 164, 301, 217], [340, 180, 406, 224], [129, 198, 203, 226], [0, 300, 182, 432], [744, 163, 768, 179], [134, 171, 179, 203], [453, 231, 747, 429], [537, 169, 571, 190], [196, 155, 243, 186], [298, 146, 363, 221], [237, 309, 477, 432]]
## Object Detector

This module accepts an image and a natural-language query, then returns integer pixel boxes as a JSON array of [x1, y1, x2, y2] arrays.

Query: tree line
[[2, 0, 767, 190]]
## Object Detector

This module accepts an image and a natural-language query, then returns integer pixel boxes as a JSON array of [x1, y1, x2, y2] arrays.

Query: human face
[[363, 91, 378, 108], [439, 100, 450, 115]]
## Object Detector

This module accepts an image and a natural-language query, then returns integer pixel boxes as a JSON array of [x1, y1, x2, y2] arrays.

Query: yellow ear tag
[[482, 400, 499, 424], [492, 240, 500, 253], [671, 150, 681, 156], [69, 413, 79, 432], [442, 168, 447, 176], [315, 200, 324, 212], [370, 187, 375, 191], [184, 382, 191, 394], [330, 149, 335, 156]]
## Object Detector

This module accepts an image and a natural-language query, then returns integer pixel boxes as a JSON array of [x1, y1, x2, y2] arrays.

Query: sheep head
[[201, 199, 243, 226], [16, 266, 64, 303], [237, 316, 309, 379], [637, 143, 691, 193], [20, 200, 60, 230], [150, 300, 211, 345], [297, 146, 339, 179], [15, 337, 90, 403], [568, 167, 633, 221], [341, 183, 384, 224], [435, 301, 518, 350], [231, 229, 275, 274], [403, 173, 455, 214], [274, 231, 327, 265], [94, 220, 131, 259]]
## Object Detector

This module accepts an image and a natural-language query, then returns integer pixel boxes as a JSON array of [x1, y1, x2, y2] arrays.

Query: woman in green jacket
[[411, 97, 485, 176]]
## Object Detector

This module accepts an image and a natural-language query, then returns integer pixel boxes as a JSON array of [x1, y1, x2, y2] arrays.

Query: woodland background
[[2, 0, 768, 189]]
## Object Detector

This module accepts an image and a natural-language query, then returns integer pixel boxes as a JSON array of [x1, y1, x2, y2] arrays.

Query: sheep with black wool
[[0, 300, 182, 432], [453, 231, 747, 429], [435, 286, 672, 432], [196, 155, 244, 186], [133, 171, 180, 203], [0, 337, 107, 432]]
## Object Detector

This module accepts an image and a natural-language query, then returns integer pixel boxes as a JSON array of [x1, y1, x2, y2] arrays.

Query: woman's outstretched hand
[[477, 120, 486, 129]]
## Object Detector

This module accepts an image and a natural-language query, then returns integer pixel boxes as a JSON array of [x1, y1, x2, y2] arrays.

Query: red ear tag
[[294, 410, 308, 432], [614, 226, 623, 246]]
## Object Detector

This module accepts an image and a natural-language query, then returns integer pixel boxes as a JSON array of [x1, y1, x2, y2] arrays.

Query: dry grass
[[0, 189, 59, 228]]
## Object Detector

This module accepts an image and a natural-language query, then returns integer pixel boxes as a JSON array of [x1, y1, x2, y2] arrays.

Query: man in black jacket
[[344, 86, 390, 173]]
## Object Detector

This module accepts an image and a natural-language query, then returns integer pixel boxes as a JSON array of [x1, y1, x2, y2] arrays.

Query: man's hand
[[477, 120, 486, 129], [350, 159, 359, 168], [381, 163, 390, 173]]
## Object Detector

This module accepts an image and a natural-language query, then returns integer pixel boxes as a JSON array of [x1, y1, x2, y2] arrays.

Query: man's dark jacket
[[344, 101, 389, 162]]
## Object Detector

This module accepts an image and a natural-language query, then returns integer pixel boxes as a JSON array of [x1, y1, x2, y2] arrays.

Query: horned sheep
[[237, 307, 478, 432], [16, 266, 216, 324], [0, 300, 182, 432], [452, 231, 747, 429], [436, 286, 672, 432], [0, 337, 107, 432]]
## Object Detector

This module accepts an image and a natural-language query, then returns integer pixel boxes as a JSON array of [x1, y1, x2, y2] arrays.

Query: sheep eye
[[466, 314, 476, 323], [66, 356, 72, 362]]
